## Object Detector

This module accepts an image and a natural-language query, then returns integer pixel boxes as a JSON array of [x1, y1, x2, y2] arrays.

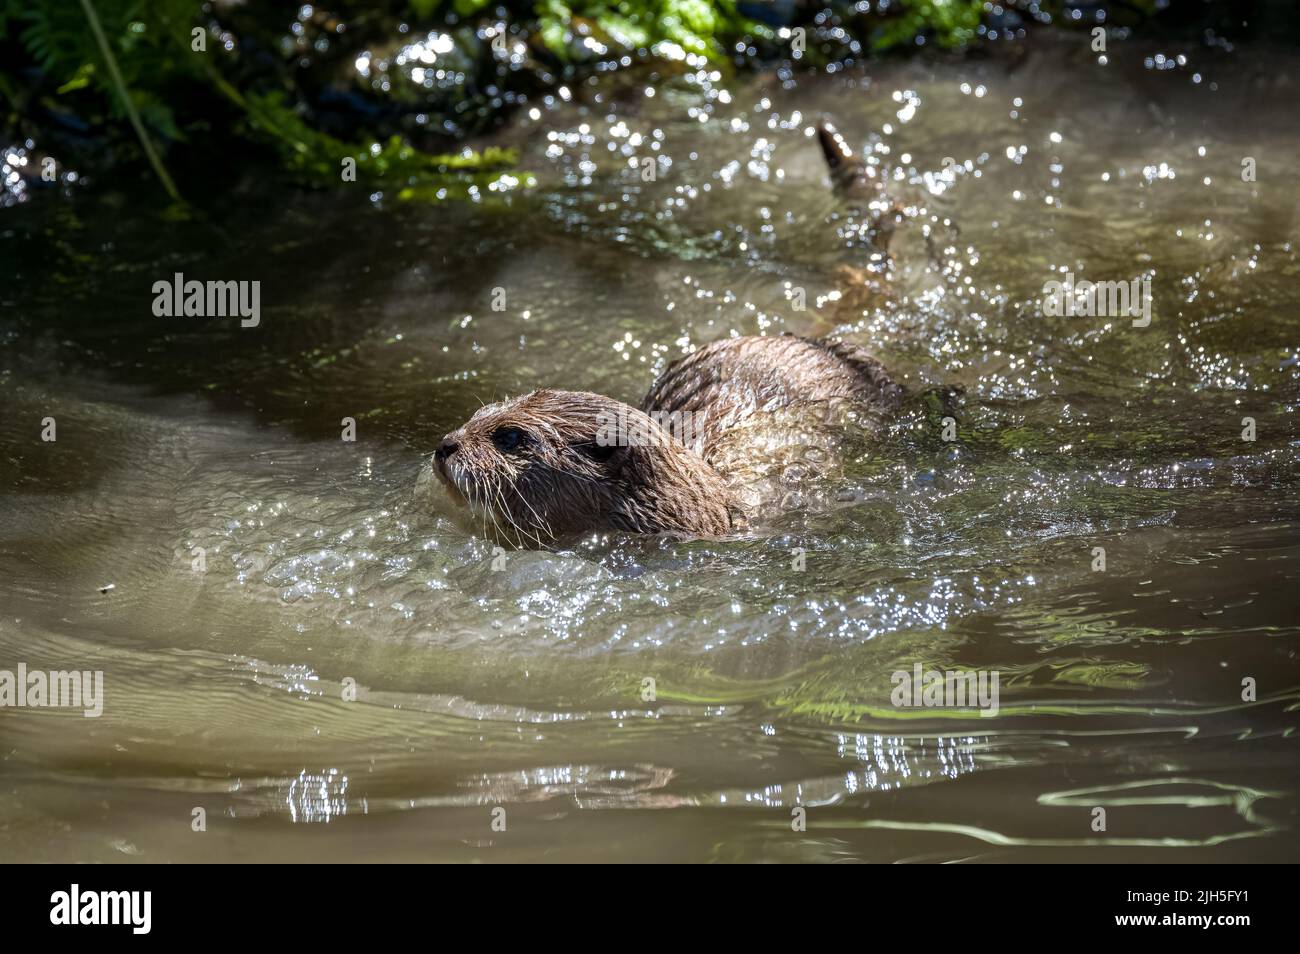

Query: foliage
[[1, 0, 202, 142], [1, 0, 1168, 201], [532, 0, 759, 61], [872, 0, 983, 51], [241, 90, 523, 193], [0, 0, 516, 201]]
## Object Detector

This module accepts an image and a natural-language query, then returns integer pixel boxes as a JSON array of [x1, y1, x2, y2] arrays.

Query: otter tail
[[811, 120, 883, 202], [817, 120, 881, 202], [816, 122, 855, 173], [816, 121, 861, 190]]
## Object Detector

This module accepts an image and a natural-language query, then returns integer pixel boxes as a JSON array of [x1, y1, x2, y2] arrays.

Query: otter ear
[[574, 440, 626, 468]]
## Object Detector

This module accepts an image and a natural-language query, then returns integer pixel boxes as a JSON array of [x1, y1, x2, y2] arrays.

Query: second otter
[[434, 335, 904, 544]]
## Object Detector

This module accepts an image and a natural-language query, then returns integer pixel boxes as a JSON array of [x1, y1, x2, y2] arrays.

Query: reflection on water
[[0, 30, 1297, 861]]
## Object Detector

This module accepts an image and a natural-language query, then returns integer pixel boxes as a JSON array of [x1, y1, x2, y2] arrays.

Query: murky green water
[[2, 32, 1298, 862]]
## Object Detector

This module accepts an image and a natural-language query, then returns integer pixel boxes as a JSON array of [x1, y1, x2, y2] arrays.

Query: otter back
[[641, 336, 904, 508]]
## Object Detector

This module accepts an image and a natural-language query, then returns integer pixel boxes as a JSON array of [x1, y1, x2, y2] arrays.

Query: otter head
[[434, 389, 733, 545]]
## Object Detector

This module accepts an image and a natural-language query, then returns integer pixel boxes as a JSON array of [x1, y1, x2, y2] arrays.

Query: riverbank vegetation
[[0, 0, 1237, 204]]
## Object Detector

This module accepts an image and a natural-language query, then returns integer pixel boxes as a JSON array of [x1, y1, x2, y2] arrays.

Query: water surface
[[2, 31, 1298, 862]]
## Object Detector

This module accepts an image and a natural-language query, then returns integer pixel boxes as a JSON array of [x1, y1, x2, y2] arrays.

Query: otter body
[[643, 334, 903, 462], [434, 335, 904, 544]]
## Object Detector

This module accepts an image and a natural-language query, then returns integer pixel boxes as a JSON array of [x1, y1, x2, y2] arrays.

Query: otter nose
[[435, 438, 459, 462]]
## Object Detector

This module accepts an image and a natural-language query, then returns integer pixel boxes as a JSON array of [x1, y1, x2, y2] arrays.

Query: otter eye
[[491, 426, 526, 453]]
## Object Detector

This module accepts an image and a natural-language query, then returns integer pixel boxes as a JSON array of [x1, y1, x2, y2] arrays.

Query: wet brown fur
[[641, 335, 904, 472]]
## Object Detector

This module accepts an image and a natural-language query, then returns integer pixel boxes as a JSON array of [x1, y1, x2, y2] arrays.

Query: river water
[[2, 31, 1297, 862]]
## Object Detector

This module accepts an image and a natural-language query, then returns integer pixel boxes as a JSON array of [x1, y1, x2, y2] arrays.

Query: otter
[[433, 335, 905, 544]]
